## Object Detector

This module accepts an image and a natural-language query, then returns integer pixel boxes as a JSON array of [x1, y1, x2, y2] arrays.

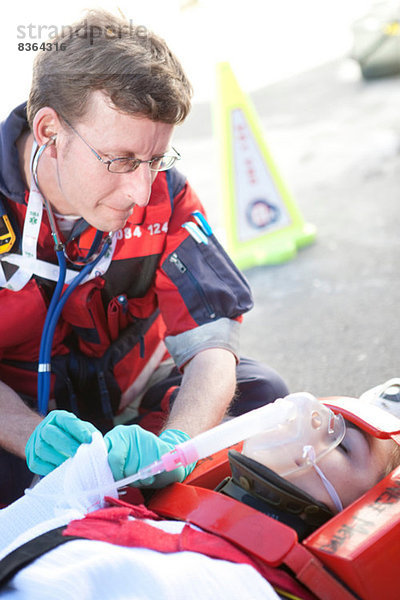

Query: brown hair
[[27, 9, 192, 129]]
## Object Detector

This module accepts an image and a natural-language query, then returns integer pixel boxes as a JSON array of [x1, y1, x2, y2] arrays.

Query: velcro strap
[[284, 544, 358, 600], [150, 483, 358, 600], [149, 482, 297, 565]]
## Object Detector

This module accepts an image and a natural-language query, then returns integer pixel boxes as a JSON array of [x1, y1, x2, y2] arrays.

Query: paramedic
[[0, 9, 288, 505]]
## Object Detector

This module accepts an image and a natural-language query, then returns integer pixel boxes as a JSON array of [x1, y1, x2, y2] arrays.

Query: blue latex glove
[[25, 410, 99, 476], [104, 425, 196, 488]]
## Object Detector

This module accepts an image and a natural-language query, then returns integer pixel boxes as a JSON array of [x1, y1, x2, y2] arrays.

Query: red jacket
[[0, 104, 253, 429]]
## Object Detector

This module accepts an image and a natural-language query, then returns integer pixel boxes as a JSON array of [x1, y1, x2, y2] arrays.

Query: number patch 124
[[116, 222, 168, 240]]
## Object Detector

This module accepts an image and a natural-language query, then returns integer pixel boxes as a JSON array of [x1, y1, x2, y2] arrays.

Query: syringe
[[111, 397, 296, 490]]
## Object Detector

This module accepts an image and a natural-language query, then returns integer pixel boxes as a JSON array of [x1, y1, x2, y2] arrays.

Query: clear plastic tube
[[113, 397, 296, 490]]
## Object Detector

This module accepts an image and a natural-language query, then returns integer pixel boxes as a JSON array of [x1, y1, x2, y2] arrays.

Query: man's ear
[[32, 108, 62, 155]]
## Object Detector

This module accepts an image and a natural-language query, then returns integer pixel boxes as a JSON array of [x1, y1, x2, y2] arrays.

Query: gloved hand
[[25, 410, 99, 476], [104, 425, 196, 488]]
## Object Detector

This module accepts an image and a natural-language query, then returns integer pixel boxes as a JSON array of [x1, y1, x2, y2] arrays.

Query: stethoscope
[[32, 137, 113, 416]]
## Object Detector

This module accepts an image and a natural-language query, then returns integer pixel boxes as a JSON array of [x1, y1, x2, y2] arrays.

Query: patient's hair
[[383, 442, 400, 477], [27, 9, 192, 129]]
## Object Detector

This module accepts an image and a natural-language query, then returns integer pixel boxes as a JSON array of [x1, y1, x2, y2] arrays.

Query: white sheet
[[0, 432, 117, 560], [0, 539, 279, 600], [0, 433, 279, 600]]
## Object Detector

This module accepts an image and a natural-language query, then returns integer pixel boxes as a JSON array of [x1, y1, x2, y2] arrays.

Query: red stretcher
[[149, 396, 400, 600]]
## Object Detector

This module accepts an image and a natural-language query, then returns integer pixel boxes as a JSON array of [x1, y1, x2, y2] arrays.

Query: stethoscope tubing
[[37, 247, 67, 413], [32, 138, 112, 415], [37, 241, 110, 415]]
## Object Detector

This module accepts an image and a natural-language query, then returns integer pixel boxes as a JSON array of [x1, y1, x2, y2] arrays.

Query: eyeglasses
[[61, 117, 181, 174]]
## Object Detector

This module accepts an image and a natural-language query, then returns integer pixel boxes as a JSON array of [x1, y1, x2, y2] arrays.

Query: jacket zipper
[[169, 253, 216, 319]]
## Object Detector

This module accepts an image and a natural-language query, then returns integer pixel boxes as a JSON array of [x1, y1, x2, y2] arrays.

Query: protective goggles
[[242, 393, 346, 478]]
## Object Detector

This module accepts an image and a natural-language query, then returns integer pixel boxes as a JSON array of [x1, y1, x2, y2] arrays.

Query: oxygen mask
[[242, 392, 346, 478]]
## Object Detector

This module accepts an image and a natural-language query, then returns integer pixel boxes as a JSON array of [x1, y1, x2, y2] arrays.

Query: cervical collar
[[216, 450, 334, 540]]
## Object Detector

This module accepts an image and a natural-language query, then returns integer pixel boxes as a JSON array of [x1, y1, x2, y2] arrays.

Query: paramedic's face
[[53, 90, 174, 232], [287, 423, 397, 512]]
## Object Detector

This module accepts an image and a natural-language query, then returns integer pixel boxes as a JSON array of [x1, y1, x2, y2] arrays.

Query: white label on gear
[[232, 109, 291, 242]]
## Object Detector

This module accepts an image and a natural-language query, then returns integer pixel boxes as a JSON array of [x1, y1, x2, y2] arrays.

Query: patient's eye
[[345, 421, 372, 448]]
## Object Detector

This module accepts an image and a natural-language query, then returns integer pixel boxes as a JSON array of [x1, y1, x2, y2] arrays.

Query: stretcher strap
[[149, 483, 358, 600], [283, 544, 358, 600], [0, 526, 78, 589], [149, 482, 298, 565]]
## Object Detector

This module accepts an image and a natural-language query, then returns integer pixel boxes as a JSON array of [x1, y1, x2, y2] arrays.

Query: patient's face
[[286, 423, 397, 512]]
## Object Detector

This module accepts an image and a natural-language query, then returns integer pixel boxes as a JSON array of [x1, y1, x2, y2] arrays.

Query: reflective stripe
[[120, 340, 168, 409], [0, 238, 116, 290], [165, 318, 240, 369]]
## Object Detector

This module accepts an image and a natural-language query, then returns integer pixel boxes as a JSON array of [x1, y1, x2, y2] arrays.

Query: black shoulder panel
[[101, 254, 161, 305], [166, 167, 186, 202]]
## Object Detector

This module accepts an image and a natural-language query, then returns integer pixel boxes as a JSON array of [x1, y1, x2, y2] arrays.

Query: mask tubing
[[303, 445, 343, 512]]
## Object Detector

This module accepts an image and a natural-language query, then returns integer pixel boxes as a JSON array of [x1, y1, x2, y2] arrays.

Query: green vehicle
[[352, 1, 400, 78]]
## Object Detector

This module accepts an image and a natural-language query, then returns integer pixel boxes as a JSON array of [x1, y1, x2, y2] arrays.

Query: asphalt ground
[[174, 58, 400, 399]]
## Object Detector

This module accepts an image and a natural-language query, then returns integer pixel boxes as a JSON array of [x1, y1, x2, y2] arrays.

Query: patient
[[288, 418, 400, 510], [0, 388, 399, 600], [215, 390, 400, 539]]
